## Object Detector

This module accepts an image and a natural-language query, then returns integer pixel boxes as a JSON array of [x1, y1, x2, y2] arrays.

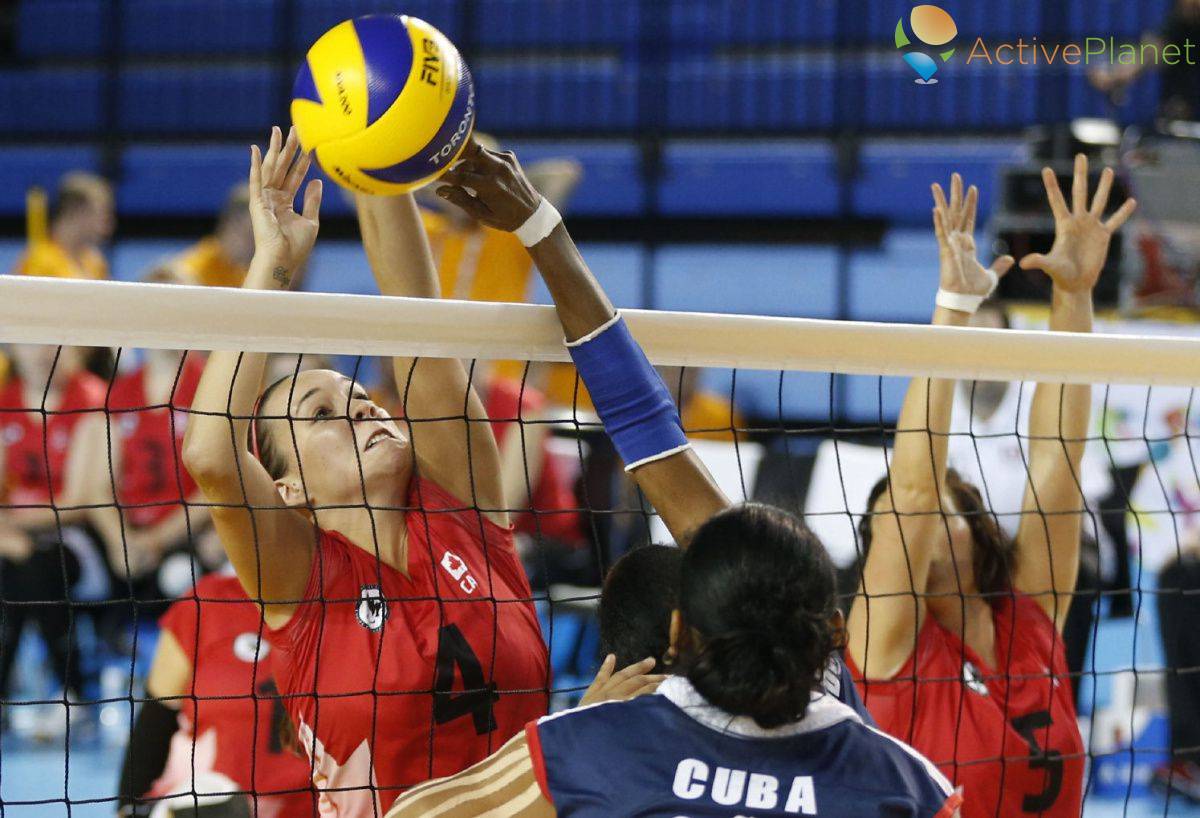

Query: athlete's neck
[[928, 593, 997, 670], [322, 504, 411, 576]]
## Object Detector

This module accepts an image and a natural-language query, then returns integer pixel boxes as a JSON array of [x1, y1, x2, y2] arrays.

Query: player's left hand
[[435, 140, 542, 232], [579, 655, 665, 707], [1019, 154, 1138, 293]]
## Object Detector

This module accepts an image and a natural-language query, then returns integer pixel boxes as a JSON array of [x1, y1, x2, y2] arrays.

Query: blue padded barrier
[[0, 70, 105, 135], [118, 66, 275, 135], [473, 0, 640, 48], [529, 244, 646, 310], [666, 57, 837, 132], [851, 139, 1027, 224], [655, 245, 840, 318], [474, 58, 638, 132], [666, 0, 836, 48], [504, 141, 644, 216], [0, 146, 102, 217], [292, 0, 462, 50], [119, 144, 251, 215], [121, 0, 280, 56], [16, 0, 108, 58], [658, 141, 839, 216]]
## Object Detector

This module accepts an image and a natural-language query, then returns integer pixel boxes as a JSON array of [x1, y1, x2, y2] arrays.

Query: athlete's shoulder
[[850, 720, 954, 800]]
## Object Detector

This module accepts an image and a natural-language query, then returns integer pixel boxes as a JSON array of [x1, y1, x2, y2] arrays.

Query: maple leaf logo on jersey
[[356, 584, 389, 631], [963, 661, 989, 696]]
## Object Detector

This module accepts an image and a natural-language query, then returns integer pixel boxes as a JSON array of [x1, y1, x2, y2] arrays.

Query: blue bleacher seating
[[118, 66, 276, 135], [666, 57, 837, 132], [723, 369, 834, 422], [473, 0, 640, 48], [292, 0, 462, 51], [666, 0, 836, 48], [530, 244, 647, 309], [0, 146, 101, 217], [842, 374, 909, 424], [121, 0, 280, 56], [505, 141, 644, 216], [474, 58, 637, 132], [16, 0, 108, 58], [851, 139, 1027, 224], [118, 144, 252, 215], [658, 141, 839, 216], [1067, 0, 1172, 39], [845, 229, 940, 323], [0, 70, 105, 135]]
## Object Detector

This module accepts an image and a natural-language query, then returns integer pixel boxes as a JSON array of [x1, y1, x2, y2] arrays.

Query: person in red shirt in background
[[117, 571, 316, 818], [0, 343, 118, 732], [103, 268, 220, 617]]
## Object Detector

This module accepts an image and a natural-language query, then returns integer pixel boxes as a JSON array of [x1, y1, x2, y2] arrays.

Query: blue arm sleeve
[[566, 314, 690, 470]]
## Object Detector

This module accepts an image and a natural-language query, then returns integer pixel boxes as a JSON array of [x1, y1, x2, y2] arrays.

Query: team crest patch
[[963, 661, 989, 696], [356, 584, 389, 631]]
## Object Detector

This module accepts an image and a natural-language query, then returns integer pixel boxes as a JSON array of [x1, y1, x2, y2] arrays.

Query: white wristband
[[513, 198, 562, 247], [935, 289, 987, 314], [935, 268, 999, 315]]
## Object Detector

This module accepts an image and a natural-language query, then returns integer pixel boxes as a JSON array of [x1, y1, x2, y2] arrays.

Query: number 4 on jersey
[[433, 624, 500, 735]]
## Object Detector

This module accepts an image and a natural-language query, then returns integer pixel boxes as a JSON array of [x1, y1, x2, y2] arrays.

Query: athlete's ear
[[829, 609, 847, 650], [668, 610, 684, 655], [274, 477, 306, 508]]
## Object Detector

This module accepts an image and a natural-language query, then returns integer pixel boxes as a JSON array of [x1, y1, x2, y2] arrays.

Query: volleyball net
[[1, 274, 1199, 814]]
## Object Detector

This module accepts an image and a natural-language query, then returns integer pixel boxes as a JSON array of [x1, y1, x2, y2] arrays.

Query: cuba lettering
[[671, 759, 817, 815]]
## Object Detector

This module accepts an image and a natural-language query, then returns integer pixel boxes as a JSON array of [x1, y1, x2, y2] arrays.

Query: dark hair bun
[[680, 504, 839, 729]]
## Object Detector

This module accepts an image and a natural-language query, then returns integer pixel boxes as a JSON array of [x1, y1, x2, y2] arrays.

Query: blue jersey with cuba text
[[525, 676, 959, 818], [825, 653, 874, 725]]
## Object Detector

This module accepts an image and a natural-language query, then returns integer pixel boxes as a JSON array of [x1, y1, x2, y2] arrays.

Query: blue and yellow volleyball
[[291, 14, 476, 196]]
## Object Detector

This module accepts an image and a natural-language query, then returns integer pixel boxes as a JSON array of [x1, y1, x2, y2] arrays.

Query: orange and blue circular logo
[[895, 5, 957, 85]]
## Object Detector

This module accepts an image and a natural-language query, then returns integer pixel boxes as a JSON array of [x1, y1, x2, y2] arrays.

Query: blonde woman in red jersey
[[847, 157, 1137, 818], [181, 127, 551, 816]]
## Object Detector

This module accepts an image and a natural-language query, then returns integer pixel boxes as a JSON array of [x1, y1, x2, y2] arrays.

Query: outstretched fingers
[[301, 178, 323, 224], [963, 184, 979, 235], [249, 144, 263, 204], [271, 126, 301, 189], [1041, 166, 1070, 222], [283, 149, 314, 200], [1072, 153, 1089, 215], [1105, 197, 1139, 233], [260, 126, 283, 188], [1090, 166, 1115, 218], [437, 185, 492, 220], [991, 254, 1016, 278]]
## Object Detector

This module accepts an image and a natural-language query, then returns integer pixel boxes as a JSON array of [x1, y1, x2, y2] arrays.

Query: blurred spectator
[[103, 270, 218, 616], [1091, 0, 1200, 120], [171, 185, 254, 288], [12, 172, 114, 280], [0, 343, 113, 735]]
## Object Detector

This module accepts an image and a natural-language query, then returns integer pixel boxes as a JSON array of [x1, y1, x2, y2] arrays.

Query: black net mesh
[[0, 341, 1194, 816]]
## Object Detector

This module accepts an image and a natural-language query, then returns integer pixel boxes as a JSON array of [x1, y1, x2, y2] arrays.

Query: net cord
[[1, 276, 1198, 387]]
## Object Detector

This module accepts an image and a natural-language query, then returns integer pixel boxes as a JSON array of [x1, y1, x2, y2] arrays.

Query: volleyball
[[290, 14, 476, 196]]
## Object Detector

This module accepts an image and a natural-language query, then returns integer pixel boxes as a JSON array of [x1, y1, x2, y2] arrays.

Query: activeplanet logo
[[895, 4, 958, 85]]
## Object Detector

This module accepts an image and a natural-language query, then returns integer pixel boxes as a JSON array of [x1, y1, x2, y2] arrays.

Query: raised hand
[[1019, 154, 1138, 293], [436, 140, 542, 232], [932, 173, 1014, 299], [578, 655, 665, 707], [248, 125, 323, 281]]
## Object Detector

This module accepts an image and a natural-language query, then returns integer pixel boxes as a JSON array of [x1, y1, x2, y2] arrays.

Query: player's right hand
[[248, 125, 322, 279], [579, 655, 665, 707], [435, 140, 542, 232], [931, 173, 1014, 299]]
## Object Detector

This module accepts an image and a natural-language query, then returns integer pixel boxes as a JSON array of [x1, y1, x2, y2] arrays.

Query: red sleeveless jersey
[[850, 593, 1083, 818], [153, 574, 316, 817], [267, 478, 549, 817], [108, 356, 203, 528], [0, 373, 106, 506]]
